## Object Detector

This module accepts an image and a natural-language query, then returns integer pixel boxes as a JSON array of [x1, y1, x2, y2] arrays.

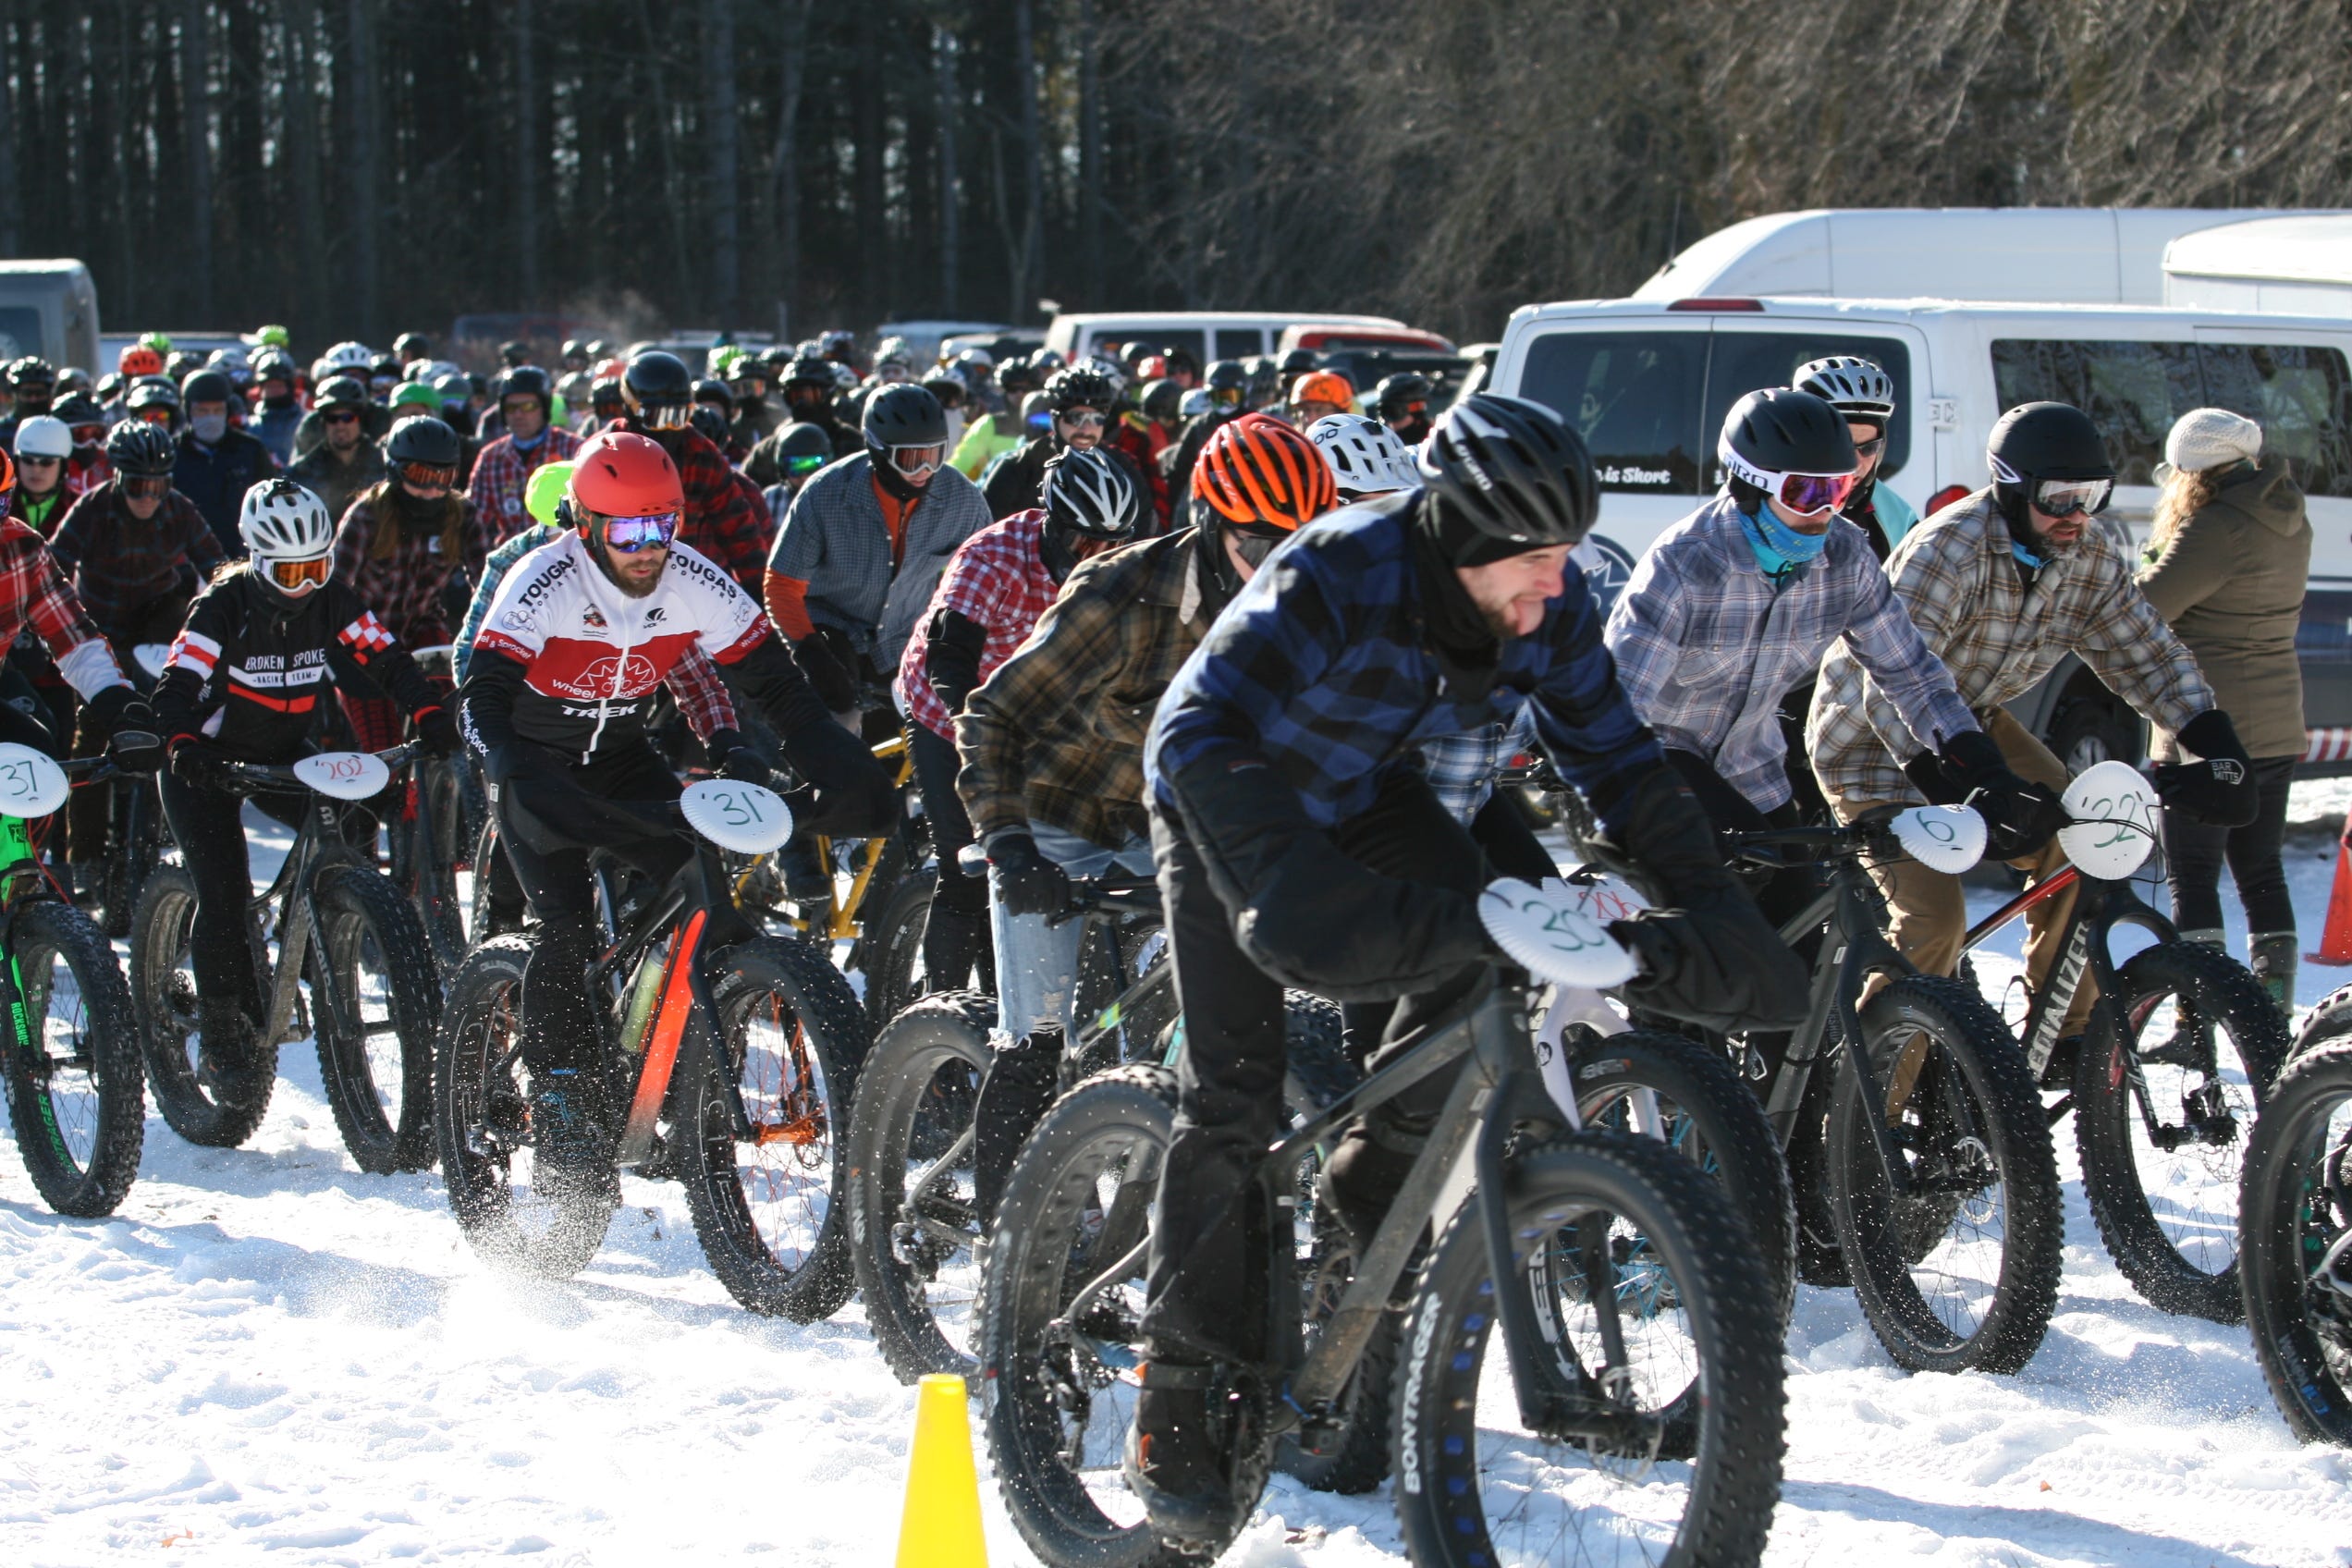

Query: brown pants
[[1826, 706, 2094, 1036]]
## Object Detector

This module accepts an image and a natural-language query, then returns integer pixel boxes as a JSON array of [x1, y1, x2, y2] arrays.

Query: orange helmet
[[1290, 371, 1355, 410], [570, 430, 683, 525], [1192, 412, 1336, 532], [118, 345, 164, 379]]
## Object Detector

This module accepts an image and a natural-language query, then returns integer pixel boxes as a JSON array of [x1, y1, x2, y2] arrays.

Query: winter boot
[[195, 998, 268, 1102], [970, 1030, 1061, 1231], [528, 1067, 620, 1214], [1123, 1344, 1246, 1550], [2250, 932, 2299, 1013]]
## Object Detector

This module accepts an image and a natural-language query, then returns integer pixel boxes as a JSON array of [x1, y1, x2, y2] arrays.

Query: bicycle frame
[[233, 772, 386, 1060], [1960, 864, 2176, 1089], [799, 731, 915, 942]]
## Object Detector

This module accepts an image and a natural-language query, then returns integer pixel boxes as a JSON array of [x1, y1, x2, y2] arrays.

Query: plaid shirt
[[331, 483, 489, 651], [1147, 496, 1662, 830], [1420, 710, 1537, 825], [1607, 495, 1976, 813], [47, 483, 226, 644], [768, 452, 993, 668], [452, 521, 735, 738], [0, 517, 126, 698], [1810, 489, 2215, 802], [958, 525, 1226, 848], [469, 426, 582, 545], [602, 417, 768, 594], [897, 509, 1060, 741]]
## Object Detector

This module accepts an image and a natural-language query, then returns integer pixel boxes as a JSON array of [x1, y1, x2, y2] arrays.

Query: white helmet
[[13, 415, 72, 460], [239, 477, 334, 561], [1793, 355, 1897, 422], [1179, 387, 1213, 420], [324, 340, 374, 372], [1307, 412, 1421, 497]]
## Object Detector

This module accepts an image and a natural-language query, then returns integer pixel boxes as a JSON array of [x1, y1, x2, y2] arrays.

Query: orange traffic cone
[[2312, 814, 2352, 965]]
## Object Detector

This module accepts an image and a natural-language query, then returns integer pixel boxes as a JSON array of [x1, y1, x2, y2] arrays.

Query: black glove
[[704, 726, 776, 787], [1599, 766, 1810, 1035], [169, 737, 231, 790], [414, 705, 460, 757], [84, 687, 165, 774], [1911, 729, 2066, 862], [790, 629, 858, 716], [2153, 709, 2259, 827], [986, 830, 1072, 918], [778, 717, 897, 838]]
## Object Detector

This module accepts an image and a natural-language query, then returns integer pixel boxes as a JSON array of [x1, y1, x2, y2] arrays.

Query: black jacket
[[982, 435, 1145, 522]]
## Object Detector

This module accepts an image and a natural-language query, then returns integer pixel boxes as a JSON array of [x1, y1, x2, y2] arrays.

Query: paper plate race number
[[681, 778, 795, 855], [0, 742, 68, 818], [2057, 759, 2160, 880], [294, 751, 392, 802], [1478, 876, 1638, 990], [1890, 804, 1988, 875]]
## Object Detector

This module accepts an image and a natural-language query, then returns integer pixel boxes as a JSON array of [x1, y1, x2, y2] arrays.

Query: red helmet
[[569, 430, 682, 524], [1192, 411, 1335, 532], [118, 345, 164, 379]]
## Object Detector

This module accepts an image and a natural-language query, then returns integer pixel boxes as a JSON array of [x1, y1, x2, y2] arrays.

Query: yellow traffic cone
[[895, 1373, 989, 1568]]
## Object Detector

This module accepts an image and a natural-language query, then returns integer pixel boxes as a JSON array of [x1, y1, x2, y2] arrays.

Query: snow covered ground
[[6, 796, 2352, 1566]]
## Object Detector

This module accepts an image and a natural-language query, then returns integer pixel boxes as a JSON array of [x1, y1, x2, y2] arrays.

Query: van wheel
[[2048, 694, 2139, 776]]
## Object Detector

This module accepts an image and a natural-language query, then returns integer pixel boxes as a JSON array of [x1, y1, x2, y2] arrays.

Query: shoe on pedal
[[529, 1069, 620, 1209], [1123, 1348, 1243, 1549], [194, 999, 268, 1100]]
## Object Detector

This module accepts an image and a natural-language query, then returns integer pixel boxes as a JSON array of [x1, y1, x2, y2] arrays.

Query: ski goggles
[[784, 453, 828, 479], [398, 460, 459, 492], [1718, 442, 1858, 517], [121, 474, 172, 499], [887, 443, 945, 480], [1057, 410, 1108, 429], [2032, 476, 2113, 518], [637, 401, 693, 431], [135, 406, 175, 425], [602, 510, 680, 553], [263, 554, 331, 591], [69, 424, 105, 445]]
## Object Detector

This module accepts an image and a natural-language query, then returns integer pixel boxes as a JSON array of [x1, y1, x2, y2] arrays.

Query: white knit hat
[[2159, 407, 2262, 481]]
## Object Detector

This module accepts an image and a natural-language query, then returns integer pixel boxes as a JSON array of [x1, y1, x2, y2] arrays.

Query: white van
[[1042, 311, 1409, 368], [2163, 214, 2352, 315], [0, 261, 100, 372], [1634, 208, 2340, 307], [1488, 295, 2352, 771]]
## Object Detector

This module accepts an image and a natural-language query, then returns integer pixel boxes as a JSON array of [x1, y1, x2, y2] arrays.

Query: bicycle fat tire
[[1390, 1130, 1786, 1568], [0, 900, 146, 1217], [2294, 981, 2352, 1065], [2238, 1039, 2352, 1444], [2076, 939, 2286, 1323], [863, 863, 938, 1028], [678, 934, 873, 1320], [129, 864, 276, 1148], [310, 864, 442, 1174], [1830, 974, 2063, 1374]]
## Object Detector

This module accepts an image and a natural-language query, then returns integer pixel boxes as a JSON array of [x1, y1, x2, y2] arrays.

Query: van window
[[1215, 329, 1263, 360], [1518, 331, 1708, 495], [1702, 333, 1914, 481], [1109, 328, 1207, 366], [0, 308, 42, 361], [1993, 338, 2352, 496]]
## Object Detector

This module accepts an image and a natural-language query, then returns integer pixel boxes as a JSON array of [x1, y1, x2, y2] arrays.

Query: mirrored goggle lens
[[70, 425, 104, 444], [122, 475, 171, 498], [604, 512, 680, 552], [1209, 386, 1243, 406], [889, 444, 944, 478], [137, 408, 174, 424], [399, 461, 458, 490], [1025, 411, 1053, 431], [1777, 471, 1857, 515], [2034, 477, 2112, 518], [785, 454, 827, 477], [265, 555, 331, 590]]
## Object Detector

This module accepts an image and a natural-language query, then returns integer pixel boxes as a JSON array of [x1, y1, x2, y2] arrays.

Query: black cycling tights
[[159, 771, 305, 1023], [2163, 753, 2297, 936]]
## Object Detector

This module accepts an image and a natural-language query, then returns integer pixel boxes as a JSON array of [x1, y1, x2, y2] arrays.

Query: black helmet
[[774, 422, 835, 477], [251, 348, 298, 384], [689, 405, 731, 448], [998, 357, 1043, 397], [623, 349, 693, 403], [1416, 393, 1599, 562], [498, 339, 531, 368], [1161, 344, 1201, 377], [499, 364, 554, 413], [1141, 379, 1182, 423], [1375, 373, 1435, 419], [51, 391, 104, 430], [386, 416, 461, 469], [1718, 388, 1856, 482], [180, 368, 237, 408], [165, 350, 205, 382], [394, 332, 429, 358], [1047, 366, 1115, 413], [1277, 348, 1318, 377], [1204, 360, 1247, 395], [1042, 447, 1141, 539], [861, 383, 948, 451], [126, 379, 181, 419], [781, 354, 836, 392], [314, 374, 370, 410], [590, 375, 624, 412], [369, 352, 400, 381], [692, 376, 734, 411], [1988, 400, 2114, 528], [105, 419, 178, 477], [6, 356, 55, 391]]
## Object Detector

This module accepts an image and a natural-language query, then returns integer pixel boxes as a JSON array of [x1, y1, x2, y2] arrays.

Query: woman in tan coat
[[2138, 408, 2310, 1006]]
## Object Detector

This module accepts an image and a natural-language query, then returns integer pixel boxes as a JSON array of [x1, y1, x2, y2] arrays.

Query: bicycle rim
[[15, 936, 103, 1173], [714, 981, 838, 1275]]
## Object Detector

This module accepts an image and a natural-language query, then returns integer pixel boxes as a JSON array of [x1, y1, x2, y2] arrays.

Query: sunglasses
[[17, 455, 59, 468], [322, 409, 361, 424], [785, 454, 827, 477], [2034, 476, 2113, 518], [121, 474, 171, 499], [1772, 471, 1858, 516], [1058, 410, 1107, 429], [399, 461, 458, 491], [263, 555, 331, 591], [888, 444, 945, 479], [1852, 435, 1888, 459], [603, 511, 679, 553]]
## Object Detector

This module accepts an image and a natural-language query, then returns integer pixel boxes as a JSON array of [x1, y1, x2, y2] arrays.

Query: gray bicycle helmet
[[1793, 356, 1897, 422]]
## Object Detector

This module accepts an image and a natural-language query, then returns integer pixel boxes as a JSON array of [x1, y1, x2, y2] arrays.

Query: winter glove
[[778, 717, 897, 838], [1168, 753, 1489, 1001], [2153, 710, 2259, 827], [704, 726, 777, 788], [1906, 729, 2067, 862], [790, 628, 859, 717], [1598, 766, 1810, 1035], [168, 737, 233, 790], [413, 705, 461, 757], [985, 830, 1072, 918], [84, 687, 165, 774]]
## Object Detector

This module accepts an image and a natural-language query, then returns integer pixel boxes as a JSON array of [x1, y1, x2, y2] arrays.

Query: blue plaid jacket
[[1146, 495, 1662, 829], [1605, 494, 1976, 812]]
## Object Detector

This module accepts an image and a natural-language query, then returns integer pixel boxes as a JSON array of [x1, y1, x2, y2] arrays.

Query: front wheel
[[1390, 1132, 1786, 1568], [2075, 940, 2285, 1323], [2238, 1039, 2352, 1444], [1830, 975, 2063, 1375], [310, 865, 442, 1174], [129, 864, 276, 1148], [0, 900, 146, 1217], [677, 934, 873, 1320]]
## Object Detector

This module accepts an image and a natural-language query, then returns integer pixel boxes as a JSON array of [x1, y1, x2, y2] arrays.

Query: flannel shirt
[[1147, 495, 1663, 831], [1810, 489, 2215, 802], [1420, 710, 1538, 825], [452, 521, 735, 739], [48, 483, 226, 645], [896, 509, 1060, 741], [958, 525, 1225, 849], [768, 452, 993, 668], [601, 417, 768, 594], [470, 426, 583, 545], [330, 483, 489, 651], [0, 517, 128, 699], [1606, 494, 1976, 813]]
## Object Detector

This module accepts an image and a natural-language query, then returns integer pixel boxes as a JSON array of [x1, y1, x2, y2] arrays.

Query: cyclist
[[765, 384, 991, 732], [896, 447, 1142, 1010], [726, 351, 783, 446], [1808, 401, 2254, 1056], [755, 423, 835, 521], [556, 339, 595, 412], [600, 351, 768, 594], [286, 376, 388, 525], [1161, 360, 1249, 499], [459, 431, 894, 1185], [1130, 395, 1808, 1535], [0, 356, 56, 451], [470, 366, 582, 544], [983, 366, 1141, 520], [949, 356, 1041, 481], [0, 449, 156, 761], [175, 369, 281, 557], [757, 355, 855, 466], [394, 332, 432, 369], [248, 348, 307, 467], [954, 416, 1305, 1228], [52, 393, 111, 498], [154, 479, 459, 1107], [126, 378, 181, 435], [1283, 369, 1355, 429], [9, 416, 75, 536], [1372, 371, 1436, 446], [1792, 356, 1917, 558], [52, 422, 227, 651]]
